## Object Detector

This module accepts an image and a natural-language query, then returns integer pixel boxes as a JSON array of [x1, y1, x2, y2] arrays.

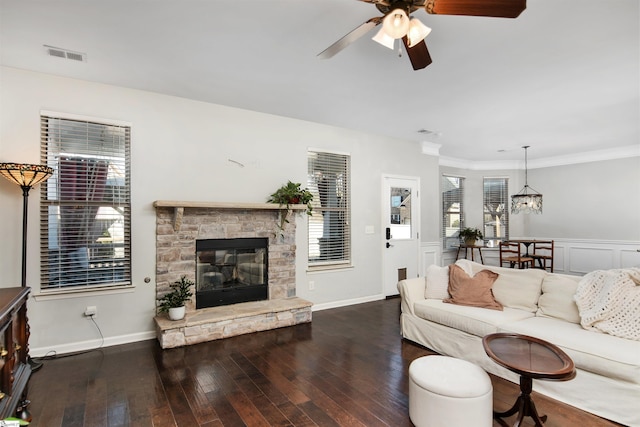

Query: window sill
[[33, 284, 135, 301], [307, 264, 354, 274]]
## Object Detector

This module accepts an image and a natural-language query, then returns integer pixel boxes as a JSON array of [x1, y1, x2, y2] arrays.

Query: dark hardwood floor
[[27, 299, 619, 427]]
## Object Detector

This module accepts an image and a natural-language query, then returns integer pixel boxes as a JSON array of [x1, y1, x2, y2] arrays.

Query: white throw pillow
[[425, 265, 450, 299], [537, 273, 581, 324], [459, 261, 544, 312], [454, 259, 475, 276]]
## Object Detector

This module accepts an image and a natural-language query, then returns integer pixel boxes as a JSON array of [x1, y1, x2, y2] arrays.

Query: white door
[[382, 175, 420, 296]]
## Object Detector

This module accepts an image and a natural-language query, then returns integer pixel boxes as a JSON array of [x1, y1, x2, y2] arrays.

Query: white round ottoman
[[409, 355, 493, 427]]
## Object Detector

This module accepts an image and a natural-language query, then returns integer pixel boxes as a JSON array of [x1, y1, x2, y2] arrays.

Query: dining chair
[[499, 241, 533, 269], [531, 240, 554, 272]]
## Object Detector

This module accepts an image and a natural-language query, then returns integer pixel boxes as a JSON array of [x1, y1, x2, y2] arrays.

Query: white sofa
[[398, 259, 640, 427]]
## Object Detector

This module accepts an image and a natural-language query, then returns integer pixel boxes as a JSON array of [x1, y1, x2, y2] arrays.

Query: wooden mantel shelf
[[153, 200, 307, 231], [153, 200, 307, 210]]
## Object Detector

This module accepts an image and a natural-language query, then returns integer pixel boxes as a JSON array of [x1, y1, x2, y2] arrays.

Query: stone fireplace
[[153, 201, 312, 348]]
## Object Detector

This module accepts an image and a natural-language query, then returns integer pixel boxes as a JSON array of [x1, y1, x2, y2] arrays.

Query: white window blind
[[40, 114, 131, 290], [442, 175, 464, 249], [307, 150, 351, 267], [483, 177, 509, 242]]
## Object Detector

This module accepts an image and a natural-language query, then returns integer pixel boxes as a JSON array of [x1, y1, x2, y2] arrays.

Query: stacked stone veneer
[[154, 205, 312, 348]]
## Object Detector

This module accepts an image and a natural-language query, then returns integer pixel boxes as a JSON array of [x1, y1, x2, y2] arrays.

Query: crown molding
[[438, 145, 639, 170], [527, 145, 640, 169], [439, 156, 517, 170]]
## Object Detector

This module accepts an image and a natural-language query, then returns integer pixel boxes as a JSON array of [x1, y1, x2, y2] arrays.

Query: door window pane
[[390, 187, 411, 239]]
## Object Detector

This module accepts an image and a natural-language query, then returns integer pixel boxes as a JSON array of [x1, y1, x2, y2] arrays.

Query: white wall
[[0, 66, 440, 355], [441, 158, 640, 243], [440, 158, 640, 271], [527, 158, 640, 240]]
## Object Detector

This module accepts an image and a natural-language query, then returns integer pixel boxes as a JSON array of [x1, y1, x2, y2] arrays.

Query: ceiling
[[1, 0, 638, 163]]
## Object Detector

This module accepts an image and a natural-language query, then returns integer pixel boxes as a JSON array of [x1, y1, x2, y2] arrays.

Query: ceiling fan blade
[[402, 36, 432, 70], [425, 0, 526, 18], [358, 0, 390, 4], [318, 17, 382, 59]]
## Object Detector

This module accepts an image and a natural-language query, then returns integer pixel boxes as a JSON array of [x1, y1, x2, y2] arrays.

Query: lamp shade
[[0, 163, 54, 188], [382, 9, 410, 39], [407, 17, 432, 47], [511, 190, 543, 214], [372, 27, 396, 50]]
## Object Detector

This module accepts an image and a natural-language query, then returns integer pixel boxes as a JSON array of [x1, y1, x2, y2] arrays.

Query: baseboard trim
[[31, 295, 390, 354], [311, 294, 385, 312], [30, 331, 156, 358]]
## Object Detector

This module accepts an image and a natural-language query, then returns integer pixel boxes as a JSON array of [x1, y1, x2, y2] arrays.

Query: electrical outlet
[[308, 281, 315, 291], [84, 306, 97, 318]]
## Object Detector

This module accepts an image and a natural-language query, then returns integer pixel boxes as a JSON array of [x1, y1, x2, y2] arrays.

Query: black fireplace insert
[[195, 237, 268, 308]]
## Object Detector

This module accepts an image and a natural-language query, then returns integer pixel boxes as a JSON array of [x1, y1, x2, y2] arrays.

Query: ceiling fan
[[318, 0, 527, 70]]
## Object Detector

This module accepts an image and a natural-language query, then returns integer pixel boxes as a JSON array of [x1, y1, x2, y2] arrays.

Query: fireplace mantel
[[153, 200, 307, 231], [153, 200, 308, 210]]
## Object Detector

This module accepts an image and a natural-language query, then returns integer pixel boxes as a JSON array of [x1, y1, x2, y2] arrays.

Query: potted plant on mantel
[[459, 227, 484, 246], [267, 181, 313, 234], [157, 276, 194, 321]]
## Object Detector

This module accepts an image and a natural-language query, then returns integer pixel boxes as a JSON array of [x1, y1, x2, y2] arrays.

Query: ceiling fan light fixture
[[382, 9, 410, 39], [372, 27, 395, 50], [407, 17, 432, 48]]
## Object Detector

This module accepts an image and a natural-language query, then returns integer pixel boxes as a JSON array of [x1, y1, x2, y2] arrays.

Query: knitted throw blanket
[[574, 268, 640, 341]]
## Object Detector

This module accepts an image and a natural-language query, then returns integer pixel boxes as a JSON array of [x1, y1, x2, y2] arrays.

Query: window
[[307, 150, 350, 267], [483, 177, 509, 243], [442, 175, 464, 249], [40, 113, 131, 290]]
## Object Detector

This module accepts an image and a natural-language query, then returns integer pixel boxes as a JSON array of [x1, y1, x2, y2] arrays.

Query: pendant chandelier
[[510, 146, 542, 214]]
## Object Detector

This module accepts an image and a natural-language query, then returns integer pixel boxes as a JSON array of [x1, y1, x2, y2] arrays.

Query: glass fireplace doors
[[195, 237, 268, 308]]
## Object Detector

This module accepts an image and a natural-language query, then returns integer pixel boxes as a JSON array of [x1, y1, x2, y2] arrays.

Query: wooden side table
[[482, 333, 575, 427], [456, 244, 485, 264]]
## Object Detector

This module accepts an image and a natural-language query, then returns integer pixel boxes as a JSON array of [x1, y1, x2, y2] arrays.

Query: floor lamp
[[0, 163, 54, 287], [0, 163, 53, 408]]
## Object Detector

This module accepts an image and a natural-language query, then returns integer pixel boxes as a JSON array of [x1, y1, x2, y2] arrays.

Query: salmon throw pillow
[[444, 264, 503, 310]]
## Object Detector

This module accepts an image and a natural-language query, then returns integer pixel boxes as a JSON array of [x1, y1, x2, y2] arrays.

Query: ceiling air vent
[[44, 45, 87, 62]]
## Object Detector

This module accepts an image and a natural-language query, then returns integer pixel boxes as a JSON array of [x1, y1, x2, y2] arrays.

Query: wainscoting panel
[[419, 243, 440, 277], [620, 248, 640, 268], [568, 247, 614, 274], [482, 249, 500, 266], [568, 247, 615, 274], [554, 243, 565, 272], [435, 239, 639, 276]]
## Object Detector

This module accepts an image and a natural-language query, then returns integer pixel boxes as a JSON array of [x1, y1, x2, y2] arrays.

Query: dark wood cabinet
[[0, 287, 31, 418]]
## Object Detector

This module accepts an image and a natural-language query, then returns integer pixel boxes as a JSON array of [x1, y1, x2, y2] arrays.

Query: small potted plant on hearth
[[459, 227, 484, 246], [157, 276, 194, 321], [267, 180, 313, 234]]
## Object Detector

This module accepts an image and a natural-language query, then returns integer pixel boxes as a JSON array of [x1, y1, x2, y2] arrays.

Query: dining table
[[508, 239, 545, 257]]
